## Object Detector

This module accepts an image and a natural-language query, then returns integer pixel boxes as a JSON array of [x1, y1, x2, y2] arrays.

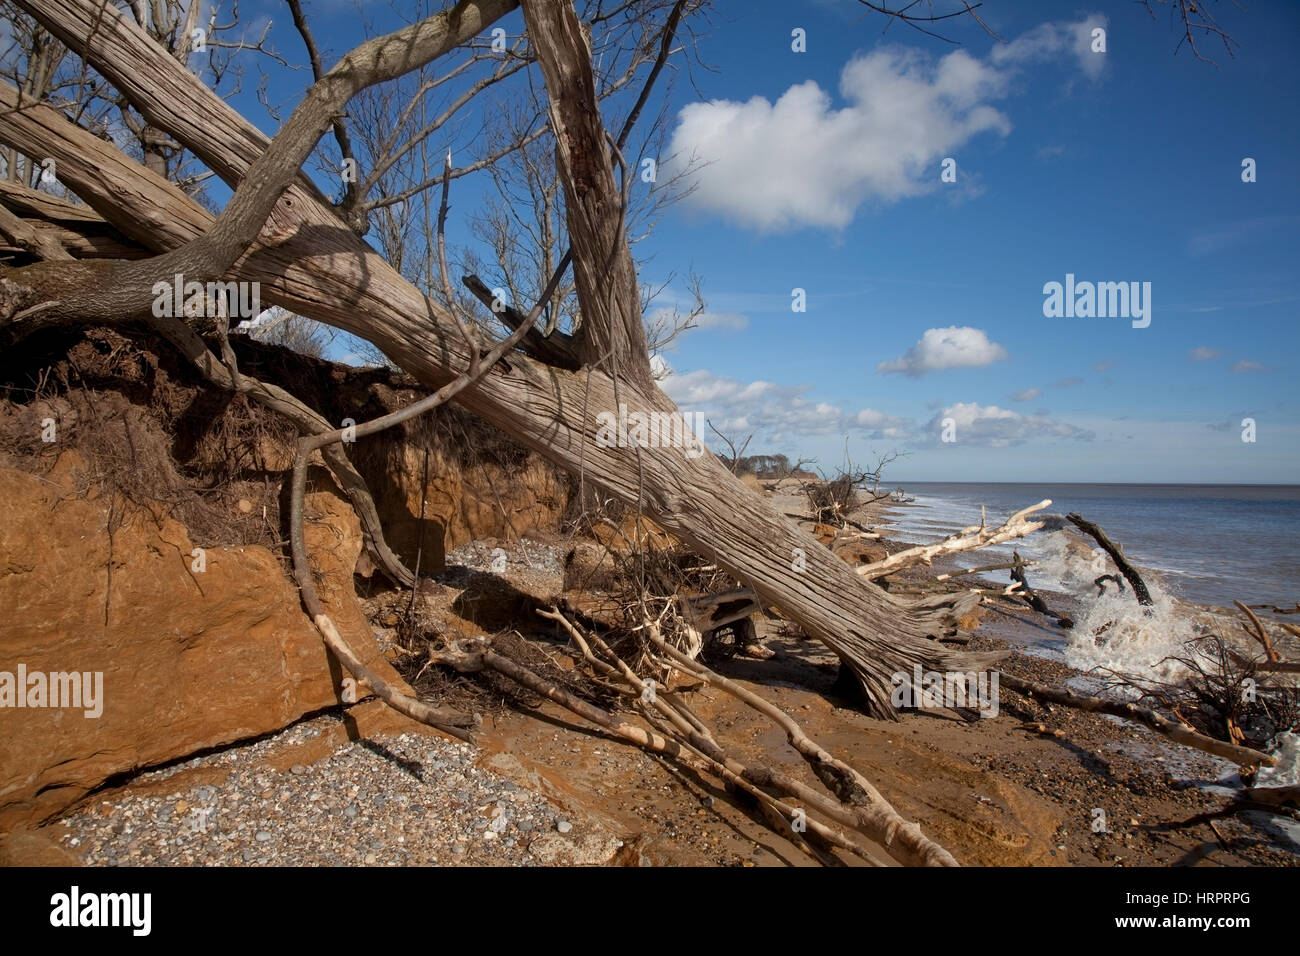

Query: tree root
[[536, 605, 958, 865]]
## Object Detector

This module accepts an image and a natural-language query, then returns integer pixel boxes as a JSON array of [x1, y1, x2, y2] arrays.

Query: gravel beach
[[53, 712, 624, 867]]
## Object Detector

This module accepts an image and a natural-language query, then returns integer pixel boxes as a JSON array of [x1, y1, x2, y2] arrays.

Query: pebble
[[53, 715, 591, 868]]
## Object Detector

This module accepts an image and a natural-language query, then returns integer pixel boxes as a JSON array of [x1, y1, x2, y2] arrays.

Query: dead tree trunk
[[519, 0, 652, 385], [1, 0, 989, 716]]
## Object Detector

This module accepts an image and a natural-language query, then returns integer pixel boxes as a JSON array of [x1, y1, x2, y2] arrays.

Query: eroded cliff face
[[0, 327, 575, 831]]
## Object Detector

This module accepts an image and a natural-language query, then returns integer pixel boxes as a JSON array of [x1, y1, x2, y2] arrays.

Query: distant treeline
[[716, 453, 814, 479]]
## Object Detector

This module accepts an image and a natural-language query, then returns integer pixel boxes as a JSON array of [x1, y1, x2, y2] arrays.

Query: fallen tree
[[857, 499, 1051, 580], [0, 0, 988, 717]]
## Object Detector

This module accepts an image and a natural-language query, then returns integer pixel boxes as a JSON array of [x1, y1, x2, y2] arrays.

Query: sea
[[880, 482, 1300, 791], [880, 482, 1299, 610]]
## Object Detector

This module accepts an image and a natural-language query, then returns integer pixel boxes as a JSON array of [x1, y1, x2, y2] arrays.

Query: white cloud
[[990, 15, 1109, 81], [1232, 360, 1263, 374], [1010, 388, 1041, 402], [691, 311, 749, 332], [644, 305, 747, 355], [660, 368, 908, 442], [665, 47, 1011, 231], [927, 402, 1093, 447], [1189, 346, 1221, 361], [877, 326, 1008, 378]]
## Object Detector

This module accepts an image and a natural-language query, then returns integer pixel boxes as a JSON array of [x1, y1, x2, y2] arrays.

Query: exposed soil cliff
[[0, 326, 575, 830]]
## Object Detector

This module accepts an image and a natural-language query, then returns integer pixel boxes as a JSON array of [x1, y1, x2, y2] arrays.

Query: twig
[[434, 632, 888, 865], [706, 418, 751, 475], [436, 149, 480, 374], [999, 672, 1276, 769], [641, 615, 958, 865]]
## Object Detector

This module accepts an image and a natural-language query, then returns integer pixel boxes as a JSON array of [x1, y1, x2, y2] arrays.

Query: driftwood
[[536, 606, 957, 865], [0, 199, 145, 262], [640, 620, 957, 866], [1066, 512, 1153, 606], [6, 0, 1291, 866], [679, 587, 760, 636], [1234, 600, 1281, 663], [857, 500, 1050, 580], [474, 616, 893, 864], [1010, 550, 1073, 628], [0, 179, 150, 261], [1248, 604, 1300, 615], [1255, 660, 1300, 674], [998, 672, 1277, 768], [934, 560, 1035, 581]]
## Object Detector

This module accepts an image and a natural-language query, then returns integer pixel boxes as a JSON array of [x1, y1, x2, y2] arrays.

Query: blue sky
[[223, 0, 1300, 483]]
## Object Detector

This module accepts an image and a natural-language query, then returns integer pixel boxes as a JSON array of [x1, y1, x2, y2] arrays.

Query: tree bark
[[519, 0, 651, 385], [3, 0, 990, 717]]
